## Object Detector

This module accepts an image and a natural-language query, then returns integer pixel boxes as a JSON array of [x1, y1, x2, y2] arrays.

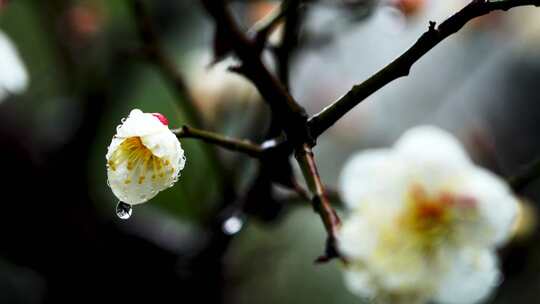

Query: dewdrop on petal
[[338, 125, 518, 304], [106, 109, 185, 216]]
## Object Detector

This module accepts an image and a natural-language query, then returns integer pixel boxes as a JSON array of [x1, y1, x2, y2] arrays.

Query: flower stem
[[174, 126, 263, 158]]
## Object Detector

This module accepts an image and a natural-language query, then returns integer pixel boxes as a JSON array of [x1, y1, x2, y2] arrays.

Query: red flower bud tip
[[152, 113, 169, 126], [394, 0, 425, 17]]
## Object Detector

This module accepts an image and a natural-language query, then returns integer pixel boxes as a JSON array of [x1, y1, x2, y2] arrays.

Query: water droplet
[[261, 139, 278, 149], [116, 201, 132, 220], [222, 216, 243, 235]]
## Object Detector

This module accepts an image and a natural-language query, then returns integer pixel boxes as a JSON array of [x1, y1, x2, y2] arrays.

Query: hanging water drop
[[116, 201, 132, 220], [222, 215, 244, 235]]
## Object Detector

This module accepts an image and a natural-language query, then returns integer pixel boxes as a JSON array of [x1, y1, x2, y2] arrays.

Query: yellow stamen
[[108, 137, 173, 183]]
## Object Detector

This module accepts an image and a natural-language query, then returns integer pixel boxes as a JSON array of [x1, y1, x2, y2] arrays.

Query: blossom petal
[[395, 125, 470, 169], [343, 269, 376, 299], [105, 136, 124, 161], [141, 130, 181, 160], [456, 168, 518, 247], [0, 31, 28, 101], [339, 149, 410, 211], [369, 230, 432, 293], [107, 137, 183, 205], [116, 109, 170, 138], [338, 213, 379, 259], [434, 249, 500, 304]]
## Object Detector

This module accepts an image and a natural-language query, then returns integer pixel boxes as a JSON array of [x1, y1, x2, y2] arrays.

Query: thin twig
[[273, 1, 343, 263], [279, 185, 344, 208], [308, 0, 540, 138], [275, 0, 302, 89], [174, 126, 264, 158], [199, 0, 312, 143], [250, 0, 296, 50], [295, 144, 343, 262]]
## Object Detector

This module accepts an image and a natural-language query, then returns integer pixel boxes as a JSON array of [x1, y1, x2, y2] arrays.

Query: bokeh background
[[1, 0, 540, 303]]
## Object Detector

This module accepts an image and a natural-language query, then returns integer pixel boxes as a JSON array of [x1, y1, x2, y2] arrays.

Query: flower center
[[107, 137, 174, 185], [399, 184, 476, 252]]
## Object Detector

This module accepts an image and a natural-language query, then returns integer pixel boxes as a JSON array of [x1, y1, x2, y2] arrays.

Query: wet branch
[[200, 0, 343, 261], [174, 126, 264, 158], [295, 144, 343, 262], [250, 0, 297, 49], [274, 0, 302, 89], [199, 0, 311, 143], [308, 0, 540, 138], [273, 0, 344, 262]]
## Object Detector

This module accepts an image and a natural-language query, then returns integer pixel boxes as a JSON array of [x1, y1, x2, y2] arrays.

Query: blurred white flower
[[106, 109, 185, 205], [338, 125, 518, 304], [187, 50, 260, 121], [0, 30, 28, 102]]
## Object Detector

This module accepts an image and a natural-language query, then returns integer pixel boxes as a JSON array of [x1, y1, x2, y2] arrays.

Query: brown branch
[[269, 1, 343, 262], [173, 126, 264, 158], [279, 183, 344, 209], [250, 0, 297, 50], [308, 0, 540, 138], [295, 144, 343, 262], [274, 0, 303, 89], [200, 0, 345, 261], [199, 0, 312, 143]]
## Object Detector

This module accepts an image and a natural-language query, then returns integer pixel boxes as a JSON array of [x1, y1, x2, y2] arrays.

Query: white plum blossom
[[106, 109, 185, 205], [186, 50, 260, 120], [338, 125, 518, 304], [0, 30, 28, 102]]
